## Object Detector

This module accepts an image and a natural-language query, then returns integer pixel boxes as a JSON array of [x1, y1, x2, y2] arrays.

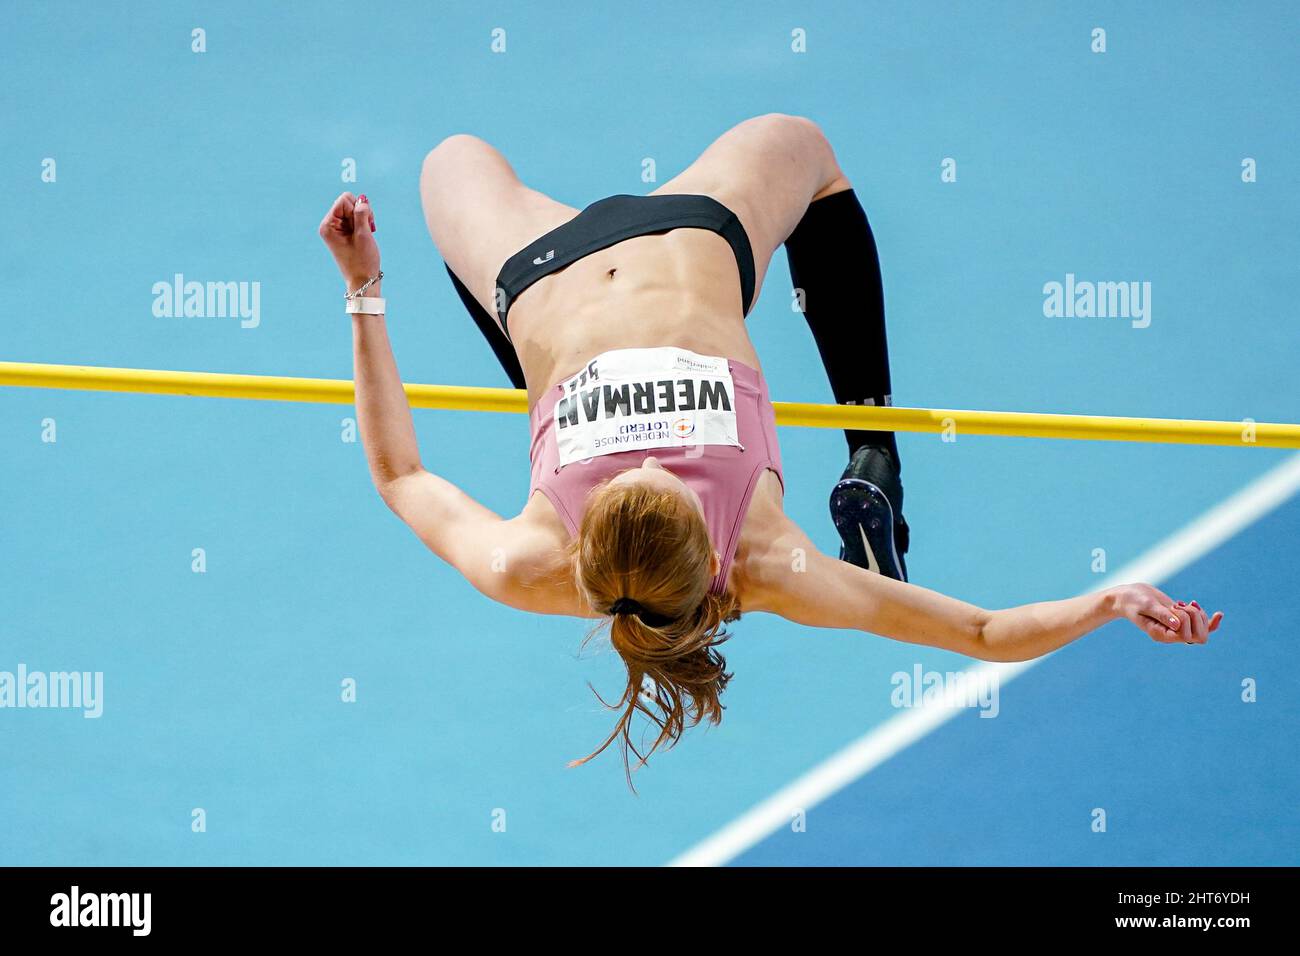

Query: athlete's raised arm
[[747, 517, 1221, 661], [319, 192, 582, 615]]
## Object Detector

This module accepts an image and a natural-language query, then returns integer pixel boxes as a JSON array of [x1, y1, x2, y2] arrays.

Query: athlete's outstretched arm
[[748, 519, 1221, 661]]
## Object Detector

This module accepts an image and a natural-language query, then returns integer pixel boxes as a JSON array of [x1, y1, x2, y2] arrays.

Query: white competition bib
[[553, 347, 742, 467]]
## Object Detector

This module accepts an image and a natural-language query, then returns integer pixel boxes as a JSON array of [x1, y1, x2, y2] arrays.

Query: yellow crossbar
[[1, 361, 1296, 448]]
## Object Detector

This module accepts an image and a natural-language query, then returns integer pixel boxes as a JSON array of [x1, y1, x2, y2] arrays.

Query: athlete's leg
[[420, 134, 578, 387], [655, 114, 909, 579], [784, 190, 898, 460], [651, 113, 849, 307], [784, 184, 910, 576], [651, 114, 895, 452]]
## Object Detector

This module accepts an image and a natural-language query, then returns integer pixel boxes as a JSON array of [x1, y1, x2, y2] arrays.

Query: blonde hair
[[569, 476, 740, 788]]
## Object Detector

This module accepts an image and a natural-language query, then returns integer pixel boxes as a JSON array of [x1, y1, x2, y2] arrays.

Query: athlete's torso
[[508, 227, 787, 600]]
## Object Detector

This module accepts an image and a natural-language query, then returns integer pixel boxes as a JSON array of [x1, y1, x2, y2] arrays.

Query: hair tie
[[608, 597, 674, 628], [609, 597, 641, 616]]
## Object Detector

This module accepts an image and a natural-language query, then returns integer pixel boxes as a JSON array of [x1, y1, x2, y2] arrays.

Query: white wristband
[[345, 296, 386, 315]]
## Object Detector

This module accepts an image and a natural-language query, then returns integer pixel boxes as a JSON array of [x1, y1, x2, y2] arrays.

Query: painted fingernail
[[359, 193, 368, 204], [1176, 600, 1186, 607], [1190, 600, 1201, 609]]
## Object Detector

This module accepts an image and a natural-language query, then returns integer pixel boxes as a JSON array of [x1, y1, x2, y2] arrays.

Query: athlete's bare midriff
[[507, 227, 764, 410]]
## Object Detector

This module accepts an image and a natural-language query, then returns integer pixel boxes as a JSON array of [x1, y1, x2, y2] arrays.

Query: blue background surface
[[739, 495, 1300, 865], [1, 2, 1296, 865]]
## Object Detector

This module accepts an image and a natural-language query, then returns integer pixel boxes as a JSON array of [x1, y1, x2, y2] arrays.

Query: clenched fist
[[319, 192, 381, 293]]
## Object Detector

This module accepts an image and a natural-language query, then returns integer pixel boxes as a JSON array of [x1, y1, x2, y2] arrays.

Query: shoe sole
[[830, 478, 907, 582]]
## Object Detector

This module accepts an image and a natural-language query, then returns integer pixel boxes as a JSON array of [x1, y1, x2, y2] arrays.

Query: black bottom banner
[[0, 866, 1287, 940]]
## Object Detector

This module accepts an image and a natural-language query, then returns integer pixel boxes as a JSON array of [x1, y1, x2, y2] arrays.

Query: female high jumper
[[319, 114, 1220, 781]]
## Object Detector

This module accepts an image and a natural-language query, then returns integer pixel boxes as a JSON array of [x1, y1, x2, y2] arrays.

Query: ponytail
[[571, 589, 740, 788], [568, 478, 743, 788]]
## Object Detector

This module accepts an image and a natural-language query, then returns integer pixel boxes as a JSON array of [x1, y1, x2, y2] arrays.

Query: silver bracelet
[[345, 271, 383, 299]]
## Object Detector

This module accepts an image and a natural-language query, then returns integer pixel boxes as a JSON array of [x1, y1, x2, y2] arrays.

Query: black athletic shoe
[[829, 444, 910, 582]]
